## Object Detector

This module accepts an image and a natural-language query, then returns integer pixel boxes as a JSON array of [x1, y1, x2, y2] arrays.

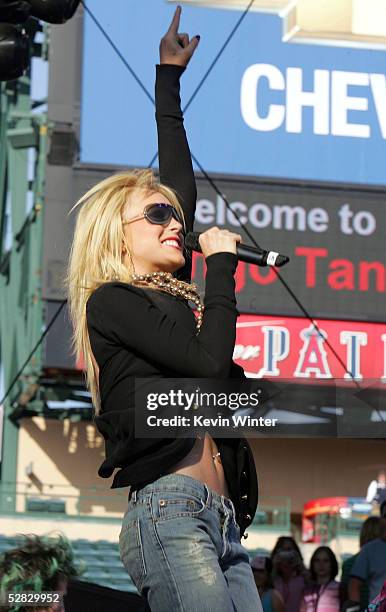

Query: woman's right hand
[[199, 227, 242, 258]]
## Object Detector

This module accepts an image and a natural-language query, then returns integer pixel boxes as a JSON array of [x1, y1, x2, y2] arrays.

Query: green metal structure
[[0, 30, 49, 512]]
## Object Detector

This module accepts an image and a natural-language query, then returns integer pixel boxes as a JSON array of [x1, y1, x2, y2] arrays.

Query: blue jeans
[[119, 473, 262, 612]]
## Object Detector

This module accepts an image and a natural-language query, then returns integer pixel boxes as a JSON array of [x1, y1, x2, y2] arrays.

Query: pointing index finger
[[167, 5, 181, 34]]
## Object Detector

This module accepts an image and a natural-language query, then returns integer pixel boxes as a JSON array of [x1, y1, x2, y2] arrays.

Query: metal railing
[[250, 496, 291, 531], [0, 481, 127, 519], [0, 481, 291, 530], [0, 481, 291, 528], [311, 514, 367, 544], [336, 516, 365, 537]]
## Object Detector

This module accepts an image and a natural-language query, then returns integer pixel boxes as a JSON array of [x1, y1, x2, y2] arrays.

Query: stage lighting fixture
[[0, 1, 31, 24], [0, 23, 29, 80], [27, 0, 81, 24]]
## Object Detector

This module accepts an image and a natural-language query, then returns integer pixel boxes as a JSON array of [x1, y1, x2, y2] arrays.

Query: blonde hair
[[66, 168, 185, 413]]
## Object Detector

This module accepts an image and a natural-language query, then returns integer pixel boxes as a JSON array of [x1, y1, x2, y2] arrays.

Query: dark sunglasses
[[122, 203, 183, 227]]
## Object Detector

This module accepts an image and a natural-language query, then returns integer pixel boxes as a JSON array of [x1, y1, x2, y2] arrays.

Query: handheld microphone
[[185, 232, 290, 268]]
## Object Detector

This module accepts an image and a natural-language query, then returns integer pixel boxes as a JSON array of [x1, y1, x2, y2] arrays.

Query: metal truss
[[0, 52, 49, 509]]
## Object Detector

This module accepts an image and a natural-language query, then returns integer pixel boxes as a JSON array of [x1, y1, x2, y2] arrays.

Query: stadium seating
[[0, 536, 280, 591]]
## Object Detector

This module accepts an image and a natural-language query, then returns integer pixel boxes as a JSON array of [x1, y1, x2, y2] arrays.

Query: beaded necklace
[[132, 274, 223, 462], [131, 271, 204, 331]]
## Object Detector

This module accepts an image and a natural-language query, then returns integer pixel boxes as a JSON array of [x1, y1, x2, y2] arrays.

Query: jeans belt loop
[[227, 497, 235, 517], [204, 483, 211, 508]]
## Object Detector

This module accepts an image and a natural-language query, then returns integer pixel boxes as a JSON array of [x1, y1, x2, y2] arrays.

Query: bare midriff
[[90, 359, 229, 498], [166, 433, 230, 498]]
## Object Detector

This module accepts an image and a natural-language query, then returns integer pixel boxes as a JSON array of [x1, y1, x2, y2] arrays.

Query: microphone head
[[275, 254, 290, 267], [184, 231, 202, 252]]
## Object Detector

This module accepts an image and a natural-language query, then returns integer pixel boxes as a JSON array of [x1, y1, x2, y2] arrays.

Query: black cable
[[80, 1, 377, 403], [190, 153, 361, 389], [1, 1, 150, 408], [2, 1, 256, 409], [182, 0, 256, 114], [3, 1, 379, 423], [2, 2, 256, 408], [147, 0, 256, 168], [80, 1, 155, 106], [0, 300, 66, 406]]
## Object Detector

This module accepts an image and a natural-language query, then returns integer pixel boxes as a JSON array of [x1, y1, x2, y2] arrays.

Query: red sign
[[303, 497, 350, 518], [234, 313, 386, 386]]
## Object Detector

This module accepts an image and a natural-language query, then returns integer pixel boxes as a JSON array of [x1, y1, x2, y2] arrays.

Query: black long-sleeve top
[[86, 64, 258, 536]]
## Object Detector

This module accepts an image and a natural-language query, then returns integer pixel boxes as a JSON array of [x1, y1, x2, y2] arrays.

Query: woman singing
[[67, 7, 260, 611]]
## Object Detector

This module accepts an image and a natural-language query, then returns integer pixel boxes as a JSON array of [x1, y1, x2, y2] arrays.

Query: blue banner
[[80, 0, 386, 186]]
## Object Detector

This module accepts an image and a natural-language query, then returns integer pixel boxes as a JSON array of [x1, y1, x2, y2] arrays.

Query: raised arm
[[156, 6, 199, 280]]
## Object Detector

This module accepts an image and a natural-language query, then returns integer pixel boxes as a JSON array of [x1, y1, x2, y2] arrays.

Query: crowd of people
[[0, 497, 385, 611], [250, 496, 386, 612]]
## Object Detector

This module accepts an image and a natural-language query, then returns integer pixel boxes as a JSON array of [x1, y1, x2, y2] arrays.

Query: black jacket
[[86, 64, 258, 536]]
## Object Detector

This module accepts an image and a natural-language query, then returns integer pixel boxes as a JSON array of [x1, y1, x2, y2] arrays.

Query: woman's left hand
[[160, 5, 200, 67]]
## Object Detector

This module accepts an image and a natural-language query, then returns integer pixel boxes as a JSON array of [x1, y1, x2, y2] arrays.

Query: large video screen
[[81, 0, 386, 185], [192, 179, 385, 323]]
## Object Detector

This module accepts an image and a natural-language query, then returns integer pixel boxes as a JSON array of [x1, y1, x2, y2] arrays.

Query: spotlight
[[0, 0, 80, 81], [0, 23, 29, 80], [0, 1, 31, 24], [28, 0, 81, 24]]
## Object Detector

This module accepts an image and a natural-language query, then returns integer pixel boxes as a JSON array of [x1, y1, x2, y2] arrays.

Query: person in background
[[252, 555, 285, 612], [0, 533, 79, 612], [271, 538, 307, 612], [271, 537, 304, 566], [340, 516, 380, 610], [366, 470, 386, 505], [300, 546, 339, 612], [349, 498, 386, 606]]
